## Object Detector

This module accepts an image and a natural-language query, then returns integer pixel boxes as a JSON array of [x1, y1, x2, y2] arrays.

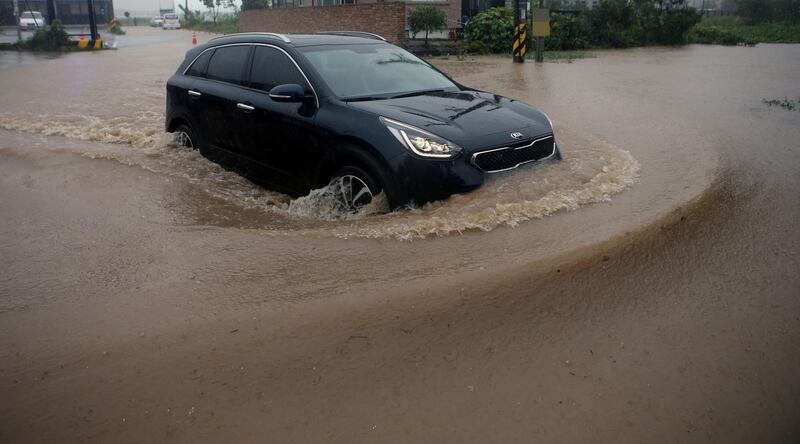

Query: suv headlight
[[542, 111, 554, 131], [380, 117, 462, 159]]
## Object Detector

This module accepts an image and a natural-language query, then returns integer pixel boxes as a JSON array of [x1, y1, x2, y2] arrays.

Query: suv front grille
[[471, 135, 555, 173]]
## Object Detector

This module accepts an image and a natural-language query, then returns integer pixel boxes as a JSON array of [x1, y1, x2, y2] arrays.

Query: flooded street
[[1, 28, 799, 442]]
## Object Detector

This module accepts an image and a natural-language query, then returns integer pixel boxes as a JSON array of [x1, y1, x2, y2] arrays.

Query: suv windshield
[[299, 44, 457, 101], [22, 12, 43, 19]]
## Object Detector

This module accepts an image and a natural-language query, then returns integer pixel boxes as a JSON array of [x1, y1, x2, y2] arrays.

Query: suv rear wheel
[[333, 165, 380, 211]]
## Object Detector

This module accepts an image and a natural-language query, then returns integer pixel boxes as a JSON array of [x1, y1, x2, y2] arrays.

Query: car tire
[[173, 124, 198, 151], [332, 165, 381, 211]]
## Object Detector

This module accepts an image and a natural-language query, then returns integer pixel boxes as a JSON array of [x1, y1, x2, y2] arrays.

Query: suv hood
[[346, 90, 552, 150]]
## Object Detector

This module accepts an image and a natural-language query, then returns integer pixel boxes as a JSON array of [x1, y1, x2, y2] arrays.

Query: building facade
[[241, 0, 464, 42], [1, 0, 115, 26]]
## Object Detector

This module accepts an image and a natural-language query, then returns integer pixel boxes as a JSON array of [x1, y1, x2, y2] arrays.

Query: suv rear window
[[249, 46, 309, 92], [205, 45, 250, 85]]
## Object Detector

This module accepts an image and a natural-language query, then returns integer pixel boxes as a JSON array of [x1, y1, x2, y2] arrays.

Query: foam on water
[[0, 111, 639, 240]]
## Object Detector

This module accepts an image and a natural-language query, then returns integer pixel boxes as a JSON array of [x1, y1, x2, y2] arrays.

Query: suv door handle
[[237, 103, 255, 112], [188, 90, 202, 97]]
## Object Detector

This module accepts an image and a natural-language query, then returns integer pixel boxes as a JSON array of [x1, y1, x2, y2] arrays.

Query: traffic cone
[[192, 32, 197, 45]]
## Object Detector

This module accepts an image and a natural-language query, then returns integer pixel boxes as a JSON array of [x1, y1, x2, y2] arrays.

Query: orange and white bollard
[[192, 32, 197, 45]]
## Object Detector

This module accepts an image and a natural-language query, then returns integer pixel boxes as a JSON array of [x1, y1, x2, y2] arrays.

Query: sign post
[[512, 0, 528, 63], [13, 0, 21, 43], [532, 7, 550, 62]]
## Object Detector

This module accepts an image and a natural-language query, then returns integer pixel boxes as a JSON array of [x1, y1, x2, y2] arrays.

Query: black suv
[[166, 32, 560, 210]]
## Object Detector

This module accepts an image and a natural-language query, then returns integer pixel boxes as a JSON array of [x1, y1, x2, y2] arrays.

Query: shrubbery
[[688, 24, 749, 45], [23, 19, 71, 51], [691, 16, 800, 43], [589, 0, 639, 47], [545, 13, 591, 50], [464, 0, 702, 54], [735, 0, 800, 24], [464, 7, 514, 53]]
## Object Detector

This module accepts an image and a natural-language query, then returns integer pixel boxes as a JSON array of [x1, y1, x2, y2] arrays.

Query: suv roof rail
[[209, 32, 292, 43], [317, 31, 387, 41]]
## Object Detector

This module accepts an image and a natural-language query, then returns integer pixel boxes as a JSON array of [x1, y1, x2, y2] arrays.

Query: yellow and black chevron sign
[[512, 23, 527, 59]]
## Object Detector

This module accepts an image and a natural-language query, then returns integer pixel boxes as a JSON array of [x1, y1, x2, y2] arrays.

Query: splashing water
[[0, 111, 639, 240]]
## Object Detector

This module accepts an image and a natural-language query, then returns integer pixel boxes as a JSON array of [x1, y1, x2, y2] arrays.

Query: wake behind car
[[165, 32, 560, 210]]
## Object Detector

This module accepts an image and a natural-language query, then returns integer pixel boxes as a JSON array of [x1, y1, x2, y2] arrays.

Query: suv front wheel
[[333, 165, 380, 211]]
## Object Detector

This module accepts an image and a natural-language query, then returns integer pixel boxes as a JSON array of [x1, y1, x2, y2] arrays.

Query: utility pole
[[535, 0, 543, 62], [46, 0, 57, 25], [12, 0, 21, 43], [87, 0, 98, 41]]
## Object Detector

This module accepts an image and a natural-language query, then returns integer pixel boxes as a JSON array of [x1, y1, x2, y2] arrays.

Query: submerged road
[[0, 28, 798, 442]]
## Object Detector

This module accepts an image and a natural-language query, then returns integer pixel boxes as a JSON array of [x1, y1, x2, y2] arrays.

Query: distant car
[[165, 32, 560, 210], [162, 13, 180, 30], [150, 16, 164, 27], [19, 11, 45, 31]]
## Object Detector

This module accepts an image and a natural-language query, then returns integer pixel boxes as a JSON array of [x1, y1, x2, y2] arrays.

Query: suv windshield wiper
[[389, 89, 446, 99], [342, 96, 388, 102]]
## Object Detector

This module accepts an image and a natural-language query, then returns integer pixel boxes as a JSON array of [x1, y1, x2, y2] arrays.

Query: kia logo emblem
[[510, 132, 523, 140]]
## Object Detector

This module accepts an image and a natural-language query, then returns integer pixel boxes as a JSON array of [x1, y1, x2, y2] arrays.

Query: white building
[[114, 0, 175, 17]]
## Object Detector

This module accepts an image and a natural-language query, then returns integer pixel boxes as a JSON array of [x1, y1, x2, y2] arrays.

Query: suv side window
[[249, 46, 309, 92], [186, 49, 214, 77], [205, 45, 251, 85]]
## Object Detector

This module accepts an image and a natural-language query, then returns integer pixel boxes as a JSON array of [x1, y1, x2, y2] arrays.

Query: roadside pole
[[532, 4, 550, 62], [13, 0, 21, 43], [512, 0, 527, 63], [46, 0, 57, 26], [87, 0, 98, 42]]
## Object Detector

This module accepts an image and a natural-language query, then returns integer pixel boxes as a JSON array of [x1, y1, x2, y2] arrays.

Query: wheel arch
[[313, 136, 397, 206], [166, 114, 191, 133]]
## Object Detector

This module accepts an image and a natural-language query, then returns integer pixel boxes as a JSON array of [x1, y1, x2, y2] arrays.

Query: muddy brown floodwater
[[1, 28, 799, 442]]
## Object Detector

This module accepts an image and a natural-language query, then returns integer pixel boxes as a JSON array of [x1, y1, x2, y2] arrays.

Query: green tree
[[408, 6, 447, 45], [179, 4, 203, 27], [546, 13, 591, 50], [633, 0, 700, 44], [242, 0, 270, 10], [736, 0, 800, 23], [464, 7, 514, 53], [202, 0, 236, 24], [590, 0, 638, 47], [735, 0, 771, 23]]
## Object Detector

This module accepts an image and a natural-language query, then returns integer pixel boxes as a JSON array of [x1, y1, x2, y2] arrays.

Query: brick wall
[[239, 2, 408, 44]]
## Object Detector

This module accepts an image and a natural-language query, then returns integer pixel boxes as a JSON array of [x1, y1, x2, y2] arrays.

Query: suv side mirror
[[269, 84, 307, 103]]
